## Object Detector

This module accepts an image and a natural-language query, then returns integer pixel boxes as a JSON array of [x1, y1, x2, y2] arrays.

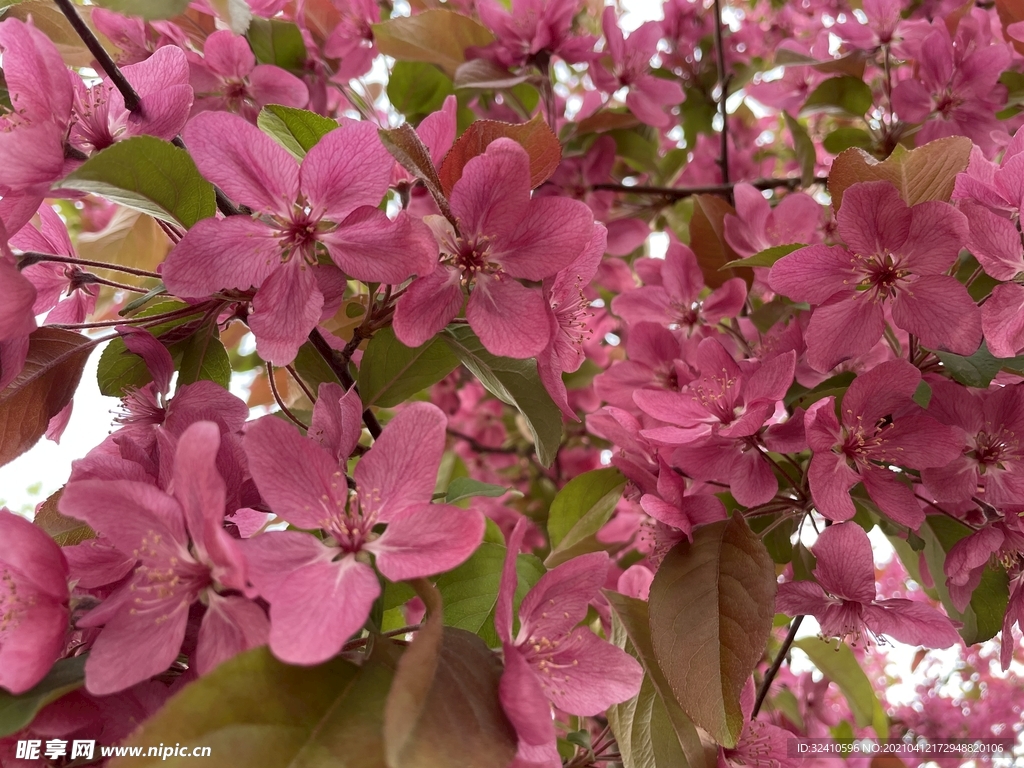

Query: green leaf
[[95, 301, 194, 398], [358, 327, 459, 408], [33, 488, 94, 546], [605, 593, 716, 768], [648, 516, 777, 748], [920, 515, 1009, 644], [444, 477, 518, 504], [794, 638, 888, 737], [435, 543, 545, 647], [912, 380, 932, 409], [388, 61, 454, 123], [442, 326, 562, 467], [545, 468, 625, 567], [246, 17, 307, 73], [177, 326, 231, 389], [61, 136, 216, 228], [372, 10, 494, 78], [92, 0, 189, 20], [257, 105, 337, 160], [722, 243, 805, 270], [292, 340, 343, 393], [802, 75, 873, 116], [823, 127, 873, 155], [933, 342, 1003, 388], [0, 328, 93, 468], [0, 656, 87, 738], [111, 647, 392, 767], [783, 112, 816, 186]]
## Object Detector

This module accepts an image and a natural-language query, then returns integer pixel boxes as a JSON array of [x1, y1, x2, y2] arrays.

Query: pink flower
[[190, 30, 308, 121], [804, 360, 962, 529], [323, 0, 379, 80], [0, 509, 69, 694], [240, 401, 485, 665], [943, 523, 1024, 613], [638, 458, 727, 547], [769, 181, 980, 373], [90, 7, 188, 65], [777, 522, 961, 648], [496, 519, 642, 766], [161, 112, 436, 365], [473, 0, 597, 69], [953, 127, 1024, 218], [393, 138, 596, 358], [723, 184, 823, 258], [718, 680, 797, 768], [69, 45, 193, 153], [592, 8, 683, 129], [59, 422, 267, 695], [612, 237, 747, 333], [1001, 573, 1024, 670], [0, 245, 37, 391]]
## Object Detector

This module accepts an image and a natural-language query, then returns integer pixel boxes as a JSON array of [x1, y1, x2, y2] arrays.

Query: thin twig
[[285, 364, 317, 404], [54, 0, 141, 112], [447, 427, 522, 455], [712, 0, 731, 194], [47, 302, 210, 330], [591, 175, 829, 200], [17, 251, 161, 279], [307, 328, 383, 438], [267, 362, 308, 429], [752, 615, 804, 718], [81, 273, 151, 294]]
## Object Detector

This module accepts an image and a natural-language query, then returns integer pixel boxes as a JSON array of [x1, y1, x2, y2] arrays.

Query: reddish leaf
[[648, 516, 777, 748], [383, 580, 517, 768], [689, 194, 748, 289], [438, 115, 562, 196], [996, 0, 1024, 56], [0, 328, 92, 468], [827, 136, 972, 210], [379, 124, 456, 224], [453, 59, 532, 91]]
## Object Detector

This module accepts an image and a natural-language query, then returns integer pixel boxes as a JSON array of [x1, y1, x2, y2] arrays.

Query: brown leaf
[[453, 59, 532, 91], [827, 136, 972, 210], [5, 2, 93, 67], [372, 10, 494, 78], [438, 115, 562, 197], [76, 208, 172, 277], [378, 124, 456, 224], [689, 194, 748, 289], [383, 580, 517, 768], [34, 488, 95, 546], [0, 328, 92, 468], [648, 516, 777, 748]]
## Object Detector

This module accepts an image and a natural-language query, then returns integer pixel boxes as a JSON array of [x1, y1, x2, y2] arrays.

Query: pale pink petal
[[892, 275, 981, 356], [494, 196, 595, 280], [195, 593, 269, 675], [63, 538, 135, 589], [0, 588, 66, 694], [900, 201, 967, 274], [808, 452, 859, 521], [321, 207, 437, 283], [392, 267, 463, 348], [248, 65, 309, 108], [45, 401, 73, 444], [203, 30, 256, 79], [500, 643, 558, 753], [863, 600, 961, 648], [518, 552, 608, 644], [0, 509, 68, 601], [368, 502, 484, 579], [238, 529, 334, 598], [776, 580, 832, 617], [417, 95, 457, 167], [983, 283, 1024, 358], [617, 564, 654, 600], [127, 84, 193, 141], [496, 518, 530, 644], [467, 277, 551, 358], [248, 259, 324, 366], [543, 628, 642, 714], [182, 111, 298, 214], [449, 138, 531, 241], [0, 19, 73, 121], [962, 202, 1024, 281], [301, 118, 394, 221], [354, 401, 447, 519], [811, 522, 876, 603]]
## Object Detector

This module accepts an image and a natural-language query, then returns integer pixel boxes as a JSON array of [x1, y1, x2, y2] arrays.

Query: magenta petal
[[248, 260, 323, 366], [310, 381, 362, 463], [203, 30, 256, 79], [863, 600, 961, 648], [892, 275, 981, 355], [982, 283, 1024, 358], [805, 293, 885, 373], [238, 529, 334, 598], [120, 327, 174, 395], [321, 207, 437, 283], [542, 628, 642, 715], [808, 452, 859, 521], [248, 65, 309, 109], [354, 401, 447, 519], [811, 522, 876, 603], [300, 117, 393, 220], [496, 518, 529, 644], [730, 449, 777, 507], [392, 267, 463, 348], [467, 277, 551, 358], [162, 216, 282, 298], [500, 643, 558, 751], [195, 593, 269, 676], [1, 509, 68, 599], [267, 556, 380, 665], [128, 84, 192, 141], [860, 467, 925, 530], [962, 201, 1024, 281], [837, 181, 911, 257], [0, 590, 66, 694], [496, 196, 595, 281], [768, 245, 857, 304], [776, 581, 831, 617], [518, 552, 608, 643], [369, 502, 484, 580], [450, 139, 531, 241]]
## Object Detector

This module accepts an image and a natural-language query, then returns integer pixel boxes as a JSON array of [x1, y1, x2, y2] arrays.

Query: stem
[[591, 176, 828, 199], [448, 427, 521, 455], [82, 273, 152, 294], [48, 302, 210, 330], [915, 493, 980, 530], [18, 252, 161, 279], [267, 362, 309, 429], [54, 0, 141, 112], [712, 0, 731, 193], [285, 364, 318, 404], [307, 328, 382, 438], [752, 615, 804, 718]]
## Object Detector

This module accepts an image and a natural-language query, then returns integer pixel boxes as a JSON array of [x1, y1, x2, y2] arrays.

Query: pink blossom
[[1001, 573, 1024, 670], [162, 112, 436, 365], [612, 237, 747, 333], [804, 360, 962, 528], [0, 509, 69, 694], [496, 519, 642, 765], [593, 322, 696, 413], [190, 30, 308, 121], [953, 127, 1024, 217], [777, 522, 961, 648], [393, 138, 596, 358], [69, 45, 193, 154], [943, 523, 1024, 613], [59, 422, 267, 695], [90, 8, 187, 65], [718, 680, 797, 768], [723, 184, 823, 258], [769, 181, 981, 373], [981, 283, 1024, 358], [638, 458, 726, 548], [473, 0, 597, 69], [323, 0, 379, 80], [0, 244, 37, 391], [592, 8, 683, 129], [240, 401, 485, 665]]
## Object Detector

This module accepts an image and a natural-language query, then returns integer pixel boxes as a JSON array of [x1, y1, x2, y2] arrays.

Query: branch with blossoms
[[1, 0, 1023, 766]]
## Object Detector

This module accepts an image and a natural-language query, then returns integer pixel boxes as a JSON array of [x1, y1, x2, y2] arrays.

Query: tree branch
[[592, 175, 830, 200], [267, 362, 309, 429], [307, 327, 383, 438], [712, 0, 731, 194], [54, 0, 141, 112], [753, 615, 804, 718], [17, 251, 162, 279]]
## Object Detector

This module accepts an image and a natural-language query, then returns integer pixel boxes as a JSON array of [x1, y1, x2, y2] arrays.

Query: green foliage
[[545, 467, 626, 567], [722, 243, 805, 270], [933, 342, 1024, 388], [92, 0, 189, 19], [388, 62, 454, 124], [0, 656, 87, 738], [444, 477, 519, 504], [247, 18, 307, 73], [802, 76, 873, 116], [257, 105, 337, 160], [793, 638, 888, 737], [358, 327, 459, 408], [62, 137, 216, 228], [372, 10, 494, 78]]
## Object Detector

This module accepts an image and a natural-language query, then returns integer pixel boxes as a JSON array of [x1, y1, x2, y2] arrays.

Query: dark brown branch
[[18, 251, 161, 279], [267, 362, 309, 429], [591, 175, 829, 200], [307, 328, 383, 438], [752, 615, 804, 718], [712, 0, 731, 194], [447, 427, 522, 455], [54, 0, 141, 112]]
